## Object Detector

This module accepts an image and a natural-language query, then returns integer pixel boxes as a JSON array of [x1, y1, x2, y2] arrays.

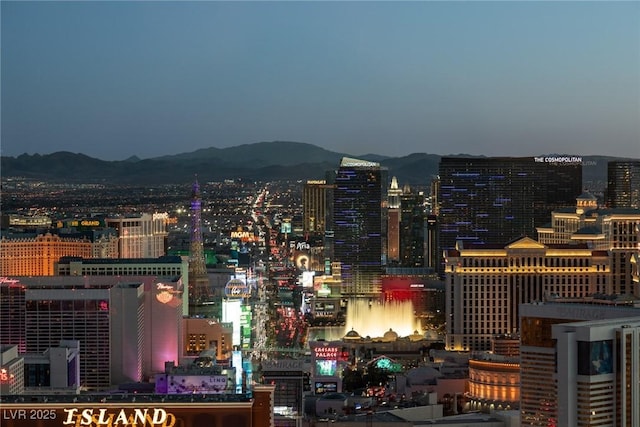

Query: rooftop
[[0, 393, 252, 405]]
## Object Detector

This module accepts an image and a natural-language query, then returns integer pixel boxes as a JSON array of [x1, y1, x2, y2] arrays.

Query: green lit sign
[[373, 357, 402, 373]]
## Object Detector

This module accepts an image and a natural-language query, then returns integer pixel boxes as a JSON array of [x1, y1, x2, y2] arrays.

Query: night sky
[[2, 1, 639, 160]]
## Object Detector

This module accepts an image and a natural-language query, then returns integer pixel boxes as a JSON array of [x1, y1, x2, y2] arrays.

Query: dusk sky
[[2, 1, 639, 161]]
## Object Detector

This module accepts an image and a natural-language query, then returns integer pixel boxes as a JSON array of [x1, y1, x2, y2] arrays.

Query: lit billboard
[[300, 271, 315, 288], [577, 340, 613, 375], [222, 300, 242, 347], [240, 305, 252, 349], [230, 230, 258, 242], [314, 381, 337, 394], [155, 375, 228, 394], [315, 360, 337, 376], [224, 279, 251, 298], [56, 219, 104, 229]]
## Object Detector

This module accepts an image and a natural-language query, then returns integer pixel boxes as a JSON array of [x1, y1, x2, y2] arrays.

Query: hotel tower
[[438, 156, 582, 255], [332, 157, 388, 296]]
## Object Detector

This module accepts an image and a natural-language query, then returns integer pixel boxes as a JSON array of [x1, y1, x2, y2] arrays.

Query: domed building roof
[[408, 330, 424, 342], [344, 329, 362, 340], [577, 191, 597, 201], [382, 328, 398, 342]]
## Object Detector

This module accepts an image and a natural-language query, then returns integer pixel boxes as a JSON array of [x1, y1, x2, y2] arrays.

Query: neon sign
[[313, 346, 339, 359], [230, 231, 254, 239], [224, 279, 250, 298], [289, 241, 310, 250], [62, 408, 176, 427], [0, 368, 14, 383], [155, 283, 175, 304]]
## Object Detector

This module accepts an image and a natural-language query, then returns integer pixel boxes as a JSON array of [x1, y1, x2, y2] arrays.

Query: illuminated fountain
[[345, 298, 421, 339], [308, 298, 422, 342]]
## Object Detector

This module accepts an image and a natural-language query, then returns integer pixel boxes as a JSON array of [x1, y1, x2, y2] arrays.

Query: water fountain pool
[[308, 298, 422, 342], [344, 298, 421, 339]]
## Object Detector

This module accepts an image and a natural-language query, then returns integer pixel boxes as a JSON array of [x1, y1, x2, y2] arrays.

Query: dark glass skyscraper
[[399, 187, 425, 267], [438, 156, 582, 254], [332, 157, 387, 296], [606, 160, 640, 209]]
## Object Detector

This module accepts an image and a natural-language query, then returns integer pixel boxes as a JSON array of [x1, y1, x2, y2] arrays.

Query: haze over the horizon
[[2, 1, 639, 161]]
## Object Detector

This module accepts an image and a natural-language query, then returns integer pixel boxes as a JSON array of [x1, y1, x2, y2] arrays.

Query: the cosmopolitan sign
[[62, 408, 176, 427], [534, 156, 582, 164]]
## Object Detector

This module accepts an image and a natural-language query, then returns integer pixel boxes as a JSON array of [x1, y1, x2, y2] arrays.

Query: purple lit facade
[[0, 275, 183, 390]]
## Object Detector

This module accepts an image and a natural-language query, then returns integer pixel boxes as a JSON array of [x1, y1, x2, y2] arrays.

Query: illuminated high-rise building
[[189, 177, 212, 315], [428, 177, 442, 273], [520, 302, 640, 427], [105, 213, 168, 258], [0, 233, 93, 276], [302, 179, 332, 235], [0, 277, 143, 390], [387, 177, 402, 264], [388, 179, 428, 268], [0, 226, 122, 276], [430, 176, 440, 217], [444, 237, 610, 351], [332, 157, 387, 296], [425, 214, 439, 270], [399, 185, 425, 267], [0, 278, 25, 353], [55, 255, 189, 315], [606, 160, 640, 209], [0, 275, 183, 390], [438, 156, 582, 255], [537, 194, 640, 296], [51, 218, 120, 259], [554, 318, 640, 426], [536, 192, 599, 245]]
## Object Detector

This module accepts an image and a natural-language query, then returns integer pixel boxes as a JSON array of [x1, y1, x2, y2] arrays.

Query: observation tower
[[188, 176, 212, 315]]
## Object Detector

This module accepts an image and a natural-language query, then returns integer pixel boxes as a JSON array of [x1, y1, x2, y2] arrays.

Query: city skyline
[[2, 1, 639, 161]]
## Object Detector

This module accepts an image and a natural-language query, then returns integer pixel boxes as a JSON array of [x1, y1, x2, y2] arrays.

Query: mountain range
[[0, 141, 632, 189]]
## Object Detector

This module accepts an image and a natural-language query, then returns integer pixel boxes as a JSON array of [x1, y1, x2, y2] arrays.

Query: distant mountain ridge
[[0, 141, 633, 188]]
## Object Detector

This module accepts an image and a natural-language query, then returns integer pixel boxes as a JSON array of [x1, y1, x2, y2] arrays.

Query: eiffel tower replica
[[188, 176, 212, 316]]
